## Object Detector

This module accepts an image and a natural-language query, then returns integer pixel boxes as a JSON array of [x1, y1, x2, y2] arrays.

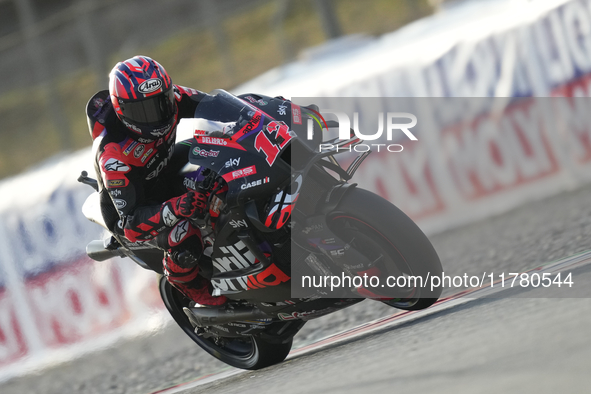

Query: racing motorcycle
[[78, 90, 443, 370]]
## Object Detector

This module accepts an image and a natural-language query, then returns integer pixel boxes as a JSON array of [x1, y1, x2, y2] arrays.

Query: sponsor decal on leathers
[[104, 158, 130, 172]]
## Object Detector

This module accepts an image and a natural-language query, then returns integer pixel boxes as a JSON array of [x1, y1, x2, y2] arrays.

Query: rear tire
[[329, 188, 443, 310], [159, 276, 292, 370]]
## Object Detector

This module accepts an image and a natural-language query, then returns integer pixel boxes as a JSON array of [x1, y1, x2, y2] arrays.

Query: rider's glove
[[169, 190, 209, 220]]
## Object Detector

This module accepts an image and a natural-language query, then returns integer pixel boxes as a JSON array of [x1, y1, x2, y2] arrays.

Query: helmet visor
[[119, 88, 175, 126]]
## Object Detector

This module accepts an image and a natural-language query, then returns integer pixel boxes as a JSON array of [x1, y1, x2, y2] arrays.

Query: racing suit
[[86, 85, 227, 306]]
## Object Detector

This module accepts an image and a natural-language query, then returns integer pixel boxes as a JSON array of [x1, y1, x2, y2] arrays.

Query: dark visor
[[119, 88, 175, 126]]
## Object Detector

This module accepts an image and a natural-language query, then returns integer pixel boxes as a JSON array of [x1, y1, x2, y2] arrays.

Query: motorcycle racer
[[86, 55, 227, 306]]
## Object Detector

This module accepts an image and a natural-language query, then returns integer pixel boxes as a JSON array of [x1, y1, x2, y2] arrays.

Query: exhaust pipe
[[183, 306, 271, 327]]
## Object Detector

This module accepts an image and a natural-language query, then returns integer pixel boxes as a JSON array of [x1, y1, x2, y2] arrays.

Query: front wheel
[[159, 276, 293, 370], [328, 188, 443, 310]]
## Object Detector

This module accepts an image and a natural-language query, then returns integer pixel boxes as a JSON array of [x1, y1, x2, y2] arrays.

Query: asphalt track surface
[[3, 183, 591, 394], [173, 263, 591, 394]]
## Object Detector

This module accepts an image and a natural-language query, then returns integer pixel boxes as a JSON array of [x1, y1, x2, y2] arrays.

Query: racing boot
[[163, 252, 227, 307]]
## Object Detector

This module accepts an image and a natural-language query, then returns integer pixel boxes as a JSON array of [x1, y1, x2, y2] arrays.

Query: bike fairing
[[81, 88, 443, 370]]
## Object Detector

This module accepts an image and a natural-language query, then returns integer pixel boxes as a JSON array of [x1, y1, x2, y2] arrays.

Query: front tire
[[328, 188, 443, 310], [159, 276, 293, 370]]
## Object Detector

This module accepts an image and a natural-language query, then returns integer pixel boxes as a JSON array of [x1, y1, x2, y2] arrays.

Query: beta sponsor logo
[[225, 165, 256, 181], [138, 79, 163, 94], [240, 176, 270, 190], [199, 136, 228, 146], [192, 147, 220, 158]]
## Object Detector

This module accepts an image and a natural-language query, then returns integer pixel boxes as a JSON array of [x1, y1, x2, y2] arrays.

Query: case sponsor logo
[[240, 177, 270, 190]]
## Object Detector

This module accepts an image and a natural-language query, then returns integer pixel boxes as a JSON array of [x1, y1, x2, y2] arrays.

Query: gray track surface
[[2, 183, 591, 394], [191, 271, 591, 394]]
